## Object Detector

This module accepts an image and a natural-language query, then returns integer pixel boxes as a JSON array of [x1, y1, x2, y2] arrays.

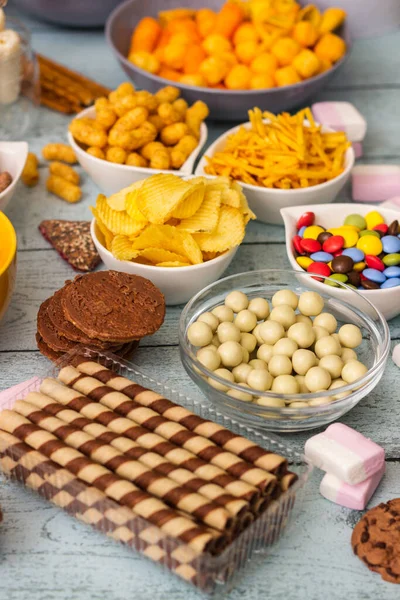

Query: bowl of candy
[[195, 108, 355, 224], [105, 0, 351, 121], [179, 269, 390, 432], [282, 204, 400, 320]]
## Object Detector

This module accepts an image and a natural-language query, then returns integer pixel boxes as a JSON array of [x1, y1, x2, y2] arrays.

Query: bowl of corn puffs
[[67, 83, 208, 196], [195, 107, 355, 224], [0, 142, 28, 212], [106, 0, 351, 121]]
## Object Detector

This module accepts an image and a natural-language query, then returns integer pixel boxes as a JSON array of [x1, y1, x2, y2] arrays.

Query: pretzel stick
[[39, 64, 94, 106], [40, 378, 261, 505], [37, 54, 111, 98], [0, 409, 220, 555], [25, 391, 250, 519]]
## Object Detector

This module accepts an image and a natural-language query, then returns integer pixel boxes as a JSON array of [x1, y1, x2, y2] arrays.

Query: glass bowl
[[179, 269, 390, 432]]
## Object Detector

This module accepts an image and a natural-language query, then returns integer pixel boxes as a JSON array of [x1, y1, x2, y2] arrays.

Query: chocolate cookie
[[61, 271, 165, 342], [36, 333, 63, 362], [37, 298, 77, 353], [39, 220, 100, 272], [352, 498, 400, 583]]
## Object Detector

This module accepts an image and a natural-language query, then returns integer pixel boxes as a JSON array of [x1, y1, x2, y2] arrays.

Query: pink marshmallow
[[304, 423, 385, 485], [320, 463, 385, 510], [352, 165, 400, 202], [311, 102, 367, 142]]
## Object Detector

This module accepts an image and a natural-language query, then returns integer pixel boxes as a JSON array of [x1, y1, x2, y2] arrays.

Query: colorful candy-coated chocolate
[[356, 235, 383, 256], [331, 255, 354, 274], [381, 235, 400, 254], [388, 220, 399, 236], [339, 229, 359, 248], [383, 253, 400, 266], [317, 231, 332, 245], [347, 270, 361, 287], [361, 279, 380, 290], [332, 250, 343, 257], [373, 223, 388, 235], [344, 214, 366, 230], [383, 266, 400, 278], [298, 225, 307, 238], [381, 277, 400, 288], [310, 251, 333, 263], [303, 225, 325, 240], [365, 255, 385, 271], [362, 268, 386, 284], [352, 167, 400, 203], [325, 273, 348, 287], [319, 463, 385, 510], [296, 211, 315, 230], [359, 229, 381, 239], [293, 235, 304, 254], [323, 235, 344, 253], [365, 210, 385, 230], [300, 238, 321, 253], [296, 256, 313, 269], [307, 262, 331, 278], [353, 261, 366, 272], [311, 102, 367, 142], [342, 248, 364, 263]]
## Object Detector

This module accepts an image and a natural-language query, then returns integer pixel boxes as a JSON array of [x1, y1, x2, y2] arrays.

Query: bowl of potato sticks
[[67, 83, 208, 196], [90, 173, 256, 304], [196, 107, 355, 225]]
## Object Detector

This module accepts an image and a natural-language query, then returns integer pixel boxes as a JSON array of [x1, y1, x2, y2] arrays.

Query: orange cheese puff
[[128, 51, 160, 74], [155, 85, 180, 104], [108, 128, 136, 150], [199, 56, 229, 85], [250, 73, 275, 89], [166, 17, 200, 40], [314, 33, 346, 63], [319, 8, 347, 35], [158, 67, 182, 82], [292, 21, 318, 47], [135, 90, 159, 112], [235, 41, 260, 65], [94, 97, 112, 111], [271, 37, 301, 66], [42, 143, 77, 164], [49, 161, 80, 185], [169, 135, 198, 169], [96, 108, 117, 129], [86, 147, 105, 160], [125, 152, 148, 167], [160, 122, 189, 146], [114, 107, 149, 132], [292, 49, 320, 78], [46, 175, 81, 203], [275, 65, 301, 87], [21, 152, 39, 187], [183, 44, 207, 75], [109, 82, 135, 103], [250, 52, 278, 74], [317, 58, 332, 74], [168, 32, 196, 47], [233, 22, 259, 46], [150, 148, 171, 170], [130, 17, 162, 54], [113, 95, 138, 117], [140, 141, 166, 160], [225, 64, 252, 89], [106, 147, 127, 164], [214, 2, 244, 39], [179, 74, 207, 87], [172, 98, 188, 118], [202, 34, 232, 56], [196, 8, 217, 39], [147, 114, 165, 131], [186, 100, 209, 138], [158, 102, 181, 125], [130, 122, 158, 149], [162, 42, 187, 70], [220, 51, 238, 68]]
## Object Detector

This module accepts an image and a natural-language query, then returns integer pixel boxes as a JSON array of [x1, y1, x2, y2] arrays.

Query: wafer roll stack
[[0, 409, 222, 555], [59, 366, 278, 495], [24, 391, 250, 519], [39, 378, 261, 505]]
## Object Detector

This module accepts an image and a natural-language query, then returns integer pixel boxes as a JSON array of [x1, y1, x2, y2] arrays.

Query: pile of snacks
[[293, 210, 400, 289], [39, 220, 100, 272], [0, 171, 12, 193], [128, 1, 346, 90], [187, 288, 367, 407], [36, 271, 165, 361], [42, 143, 82, 203], [204, 107, 350, 189], [69, 83, 208, 170], [92, 173, 255, 266]]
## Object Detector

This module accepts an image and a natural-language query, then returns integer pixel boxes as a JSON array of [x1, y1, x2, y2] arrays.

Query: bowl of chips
[[195, 107, 355, 225], [90, 173, 255, 305]]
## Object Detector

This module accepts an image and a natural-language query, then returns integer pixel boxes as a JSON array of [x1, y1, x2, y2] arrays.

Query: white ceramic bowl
[[91, 219, 237, 305], [281, 203, 400, 321], [195, 121, 355, 225], [67, 106, 207, 196], [0, 142, 28, 212]]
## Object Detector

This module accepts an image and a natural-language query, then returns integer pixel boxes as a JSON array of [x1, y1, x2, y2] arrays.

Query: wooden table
[[1, 8, 400, 600]]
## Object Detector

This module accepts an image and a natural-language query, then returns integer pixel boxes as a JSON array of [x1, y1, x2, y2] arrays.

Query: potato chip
[[202, 251, 219, 261], [155, 261, 192, 267], [138, 247, 188, 264], [177, 189, 221, 233], [193, 206, 245, 252], [96, 194, 146, 236], [131, 224, 203, 264], [106, 181, 144, 212], [232, 180, 257, 223], [204, 176, 231, 193], [171, 177, 206, 219], [111, 235, 139, 261], [91, 206, 114, 251], [221, 188, 241, 208], [125, 188, 147, 223], [136, 174, 194, 224]]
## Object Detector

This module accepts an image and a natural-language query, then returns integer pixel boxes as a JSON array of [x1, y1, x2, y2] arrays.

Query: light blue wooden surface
[[1, 6, 400, 599]]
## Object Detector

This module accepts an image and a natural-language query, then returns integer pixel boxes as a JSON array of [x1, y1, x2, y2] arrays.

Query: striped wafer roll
[[0, 409, 220, 555], [25, 392, 250, 519], [58, 367, 278, 495], [39, 378, 261, 504], [72, 360, 290, 476], [13, 400, 234, 532]]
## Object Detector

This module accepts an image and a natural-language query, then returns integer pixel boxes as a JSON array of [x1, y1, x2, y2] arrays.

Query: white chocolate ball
[[197, 347, 221, 371], [273, 338, 298, 358], [329, 378, 350, 400], [217, 341, 244, 368], [313, 312, 337, 334], [292, 349, 317, 375], [341, 359, 368, 384], [305, 366, 331, 392], [212, 305, 234, 323], [272, 375, 299, 394], [259, 320, 285, 345], [248, 297, 270, 320], [252, 323, 264, 346], [241, 347, 250, 363], [256, 396, 285, 408], [312, 326, 330, 342], [227, 384, 253, 402], [314, 336, 342, 359], [211, 334, 220, 348], [295, 374, 309, 393], [318, 354, 344, 379], [298, 291, 324, 316], [287, 323, 315, 348], [268, 354, 292, 377], [187, 322, 213, 347], [240, 332, 257, 353], [296, 314, 313, 326], [287, 401, 308, 408], [272, 289, 298, 310], [235, 309, 257, 332], [225, 290, 249, 313], [247, 369, 273, 392], [232, 362, 253, 383], [208, 368, 234, 391], [338, 324, 362, 349], [331, 333, 340, 344], [308, 397, 332, 407], [197, 311, 219, 332], [341, 348, 358, 363], [217, 322, 241, 343], [269, 304, 296, 330], [256, 344, 274, 364], [249, 358, 268, 370]]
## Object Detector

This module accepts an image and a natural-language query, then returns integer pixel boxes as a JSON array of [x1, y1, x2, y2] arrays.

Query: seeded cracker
[[39, 220, 100, 272]]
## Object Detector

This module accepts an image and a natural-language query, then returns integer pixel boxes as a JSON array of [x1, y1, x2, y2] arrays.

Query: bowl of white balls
[[179, 269, 390, 432]]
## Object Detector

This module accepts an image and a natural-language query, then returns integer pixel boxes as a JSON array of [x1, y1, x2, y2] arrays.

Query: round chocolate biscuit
[[61, 271, 165, 343], [37, 298, 77, 353], [36, 332, 63, 363], [352, 498, 400, 584]]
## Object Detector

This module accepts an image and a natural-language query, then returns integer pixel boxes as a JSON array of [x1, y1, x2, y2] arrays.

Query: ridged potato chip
[[205, 176, 231, 193], [233, 180, 257, 223], [125, 188, 147, 223], [131, 224, 203, 264], [171, 177, 206, 219], [193, 206, 245, 252], [136, 174, 194, 224], [221, 187, 241, 208], [202, 251, 219, 261], [96, 194, 146, 236], [111, 235, 140, 261], [177, 189, 221, 233], [156, 261, 191, 267], [106, 181, 143, 212], [138, 247, 188, 264], [91, 206, 114, 251]]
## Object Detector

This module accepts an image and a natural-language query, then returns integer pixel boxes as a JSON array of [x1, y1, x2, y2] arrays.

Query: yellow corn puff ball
[[233, 22, 259, 46], [225, 64, 252, 90], [106, 147, 127, 164], [250, 73, 275, 89], [179, 74, 207, 87], [46, 174, 81, 203], [271, 37, 301, 66], [319, 8, 346, 35], [162, 43, 187, 70], [96, 108, 117, 129], [128, 50, 160, 74], [158, 102, 181, 125], [275, 65, 301, 87], [49, 161, 80, 185], [150, 149, 171, 170], [135, 90, 159, 112], [87, 147, 105, 160], [114, 107, 149, 131], [202, 34, 232, 56], [292, 49, 320, 78], [219, 51, 238, 68], [22, 152, 39, 187], [317, 58, 332, 74], [186, 100, 209, 138], [199, 56, 230, 85], [155, 86, 180, 104], [125, 152, 148, 167], [109, 82, 135, 103], [113, 95, 138, 117], [292, 21, 318, 47], [147, 114, 165, 131], [297, 4, 322, 28], [170, 135, 198, 169], [160, 122, 189, 146], [235, 41, 260, 65], [172, 98, 188, 118], [314, 33, 346, 63], [95, 97, 112, 111], [42, 143, 77, 164], [250, 52, 278, 74], [69, 120, 108, 148]]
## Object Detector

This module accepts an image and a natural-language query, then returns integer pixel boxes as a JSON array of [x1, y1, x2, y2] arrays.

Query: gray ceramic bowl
[[106, 0, 352, 121], [13, 0, 126, 27]]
